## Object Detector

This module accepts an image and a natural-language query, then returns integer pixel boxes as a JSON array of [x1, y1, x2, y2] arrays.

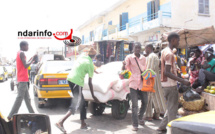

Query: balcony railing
[[98, 11, 171, 40], [103, 29, 108, 37], [119, 25, 127, 31], [129, 19, 141, 28], [162, 12, 171, 18]]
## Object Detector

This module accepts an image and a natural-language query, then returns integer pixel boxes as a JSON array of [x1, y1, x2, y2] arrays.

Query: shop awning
[[161, 26, 215, 48]]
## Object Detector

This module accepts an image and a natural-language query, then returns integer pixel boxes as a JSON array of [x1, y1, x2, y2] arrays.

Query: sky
[[0, 0, 120, 61]]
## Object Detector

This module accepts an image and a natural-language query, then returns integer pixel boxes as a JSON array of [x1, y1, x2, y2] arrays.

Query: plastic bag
[[178, 83, 190, 93], [183, 89, 201, 102]]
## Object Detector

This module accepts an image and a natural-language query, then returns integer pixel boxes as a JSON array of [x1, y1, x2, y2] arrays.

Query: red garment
[[188, 55, 203, 84], [16, 51, 28, 82]]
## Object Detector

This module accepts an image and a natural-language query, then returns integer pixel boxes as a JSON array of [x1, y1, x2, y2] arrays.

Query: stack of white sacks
[[82, 73, 130, 103]]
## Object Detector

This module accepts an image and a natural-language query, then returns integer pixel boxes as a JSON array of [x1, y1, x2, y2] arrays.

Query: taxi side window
[[37, 63, 43, 74]]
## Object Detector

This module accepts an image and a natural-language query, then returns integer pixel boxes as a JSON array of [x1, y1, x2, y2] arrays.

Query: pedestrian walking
[[55, 48, 99, 133], [122, 42, 147, 131], [30, 63, 37, 83], [157, 33, 190, 133], [144, 44, 166, 121], [7, 41, 36, 121]]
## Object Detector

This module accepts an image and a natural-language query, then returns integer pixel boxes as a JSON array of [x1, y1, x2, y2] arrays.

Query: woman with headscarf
[[187, 47, 203, 85]]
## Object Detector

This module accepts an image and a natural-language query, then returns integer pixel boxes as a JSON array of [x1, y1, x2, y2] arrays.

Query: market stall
[[94, 40, 135, 64], [161, 26, 215, 116]]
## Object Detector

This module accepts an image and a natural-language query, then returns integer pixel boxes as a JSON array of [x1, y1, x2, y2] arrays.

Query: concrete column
[[107, 29, 109, 40], [115, 27, 118, 39], [140, 17, 144, 31], [158, 10, 163, 26], [126, 23, 129, 35]]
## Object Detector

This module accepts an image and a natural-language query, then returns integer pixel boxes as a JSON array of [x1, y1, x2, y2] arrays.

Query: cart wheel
[[10, 80, 14, 91], [112, 100, 129, 120], [89, 102, 105, 116]]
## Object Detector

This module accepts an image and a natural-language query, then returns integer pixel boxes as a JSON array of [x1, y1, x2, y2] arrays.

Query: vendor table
[[202, 92, 215, 110]]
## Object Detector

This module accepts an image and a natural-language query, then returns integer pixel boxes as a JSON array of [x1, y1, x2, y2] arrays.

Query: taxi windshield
[[43, 61, 73, 73]]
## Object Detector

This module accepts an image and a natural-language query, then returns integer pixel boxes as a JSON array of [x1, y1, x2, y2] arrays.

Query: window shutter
[[151, 1, 155, 19], [155, 0, 160, 18], [205, 0, 209, 14], [147, 2, 152, 21], [89, 32, 91, 41], [122, 12, 128, 30], [119, 14, 122, 31], [92, 31, 94, 40], [82, 35, 84, 44], [108, 21, 112, 25], [199, 0, 204, 14]]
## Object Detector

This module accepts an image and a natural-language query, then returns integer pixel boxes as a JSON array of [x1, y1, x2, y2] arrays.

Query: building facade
[[77, 0, 215, 45]]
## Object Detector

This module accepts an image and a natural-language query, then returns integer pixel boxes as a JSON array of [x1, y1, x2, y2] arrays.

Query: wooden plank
[[202, 92, 215, 110]]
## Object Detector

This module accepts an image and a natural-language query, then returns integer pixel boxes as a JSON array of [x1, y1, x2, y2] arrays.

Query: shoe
[[157, 128, 167, 133], [132, 126, 138, 131]]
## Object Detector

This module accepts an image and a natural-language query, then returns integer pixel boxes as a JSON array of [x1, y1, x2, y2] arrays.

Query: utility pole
[[65, 33, 67, 58]]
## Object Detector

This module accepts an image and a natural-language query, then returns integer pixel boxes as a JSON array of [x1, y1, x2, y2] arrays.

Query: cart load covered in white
[[69, 62, 130, 103]]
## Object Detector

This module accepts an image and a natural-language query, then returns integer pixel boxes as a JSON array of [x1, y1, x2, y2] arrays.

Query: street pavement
[[0, 78, 162, 134]]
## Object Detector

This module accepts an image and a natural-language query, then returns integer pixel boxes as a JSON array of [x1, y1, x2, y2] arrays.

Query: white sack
[[83, 74, 118, 94], [112, 79, 129, 92], [82, 89, 115, 103]]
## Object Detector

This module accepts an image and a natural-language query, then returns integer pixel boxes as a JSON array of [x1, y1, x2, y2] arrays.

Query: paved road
[[0, 78, 162, 134]]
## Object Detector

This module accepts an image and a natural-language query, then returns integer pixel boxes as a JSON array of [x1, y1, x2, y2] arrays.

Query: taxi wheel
[[89, 102, 105, 116], [10, 80, 14, 91]]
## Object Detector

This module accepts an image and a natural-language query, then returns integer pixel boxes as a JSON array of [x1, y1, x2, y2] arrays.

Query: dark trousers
[[68, 81, 88, 120], [8, 82, 34, 118], [130, 88, 148, 127], [30, 72, 35, 83], [204, 70, 215, 81], [159, 86, 178, 129]]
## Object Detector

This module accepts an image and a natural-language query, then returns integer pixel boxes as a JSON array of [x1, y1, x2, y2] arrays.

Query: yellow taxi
[[168, 111, 215, 134], [5, 66, 15, 78], [33, 60, 73, 108], [0, 66, 8, 82]]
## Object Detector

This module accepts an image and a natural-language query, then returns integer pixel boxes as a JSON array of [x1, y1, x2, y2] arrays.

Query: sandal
[[55, 123, 66, 133], [80, 125, 88, 129]]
